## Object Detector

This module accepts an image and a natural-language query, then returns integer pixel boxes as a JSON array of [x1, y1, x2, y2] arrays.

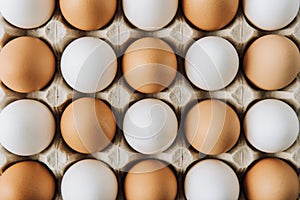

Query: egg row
[[0, 34, 299, 94], [0, 157, 298, 200], [1, 0, 299, 32], [0, 97, 298, 156]]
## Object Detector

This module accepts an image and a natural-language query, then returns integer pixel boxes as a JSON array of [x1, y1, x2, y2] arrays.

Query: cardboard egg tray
[[0, 1, 299, 199]]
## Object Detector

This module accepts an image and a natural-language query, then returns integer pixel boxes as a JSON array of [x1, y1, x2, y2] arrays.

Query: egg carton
[[0, 1, 299, 199]]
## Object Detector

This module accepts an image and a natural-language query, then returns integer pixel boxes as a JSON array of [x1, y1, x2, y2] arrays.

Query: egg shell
[[59, 0, 117, 31], [0, 99, 55, 156], [0, 36, 56, 93], [244, 99, 299, 153], [123, 98, 178, 154], [0, 0, 55, 29], [61, 159, 118, 200], [0, 161, 56, 200], [243, 0, 300, 31], [182, 0, 239, 31], [124, 159, 178, 200], [184, 159, 240, 200], [122, 0, 178, 31], [184, 99, 240, 155], [122, 37, 178, 94], [60, 97, 116, 154], [61, 37, 117, 93], [185, 36, 239, 91], [244, 158, 299, 200], [243, 34, 300, 90]]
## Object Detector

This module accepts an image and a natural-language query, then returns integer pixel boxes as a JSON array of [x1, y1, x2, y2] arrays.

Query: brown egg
[[122, 37, 177, 94], [0, 36, 56, 93], [59, 0, 117, 31], [182, 0, 239, 31], [0, 161, 56, 200], [184, 99, 240, 155], [124, 159, 178, 200], [244, 34, 300, 90], [244, 158, 299, 200], [60, 97, 116, 154]]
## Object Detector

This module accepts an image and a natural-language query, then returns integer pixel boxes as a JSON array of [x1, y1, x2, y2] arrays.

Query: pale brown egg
[[184, 99, 240, 155], [182, 0, 239, 31], [124, 159, 178, 200], [0, 36, 56, 93], [122, 37, 177, 94], [0, 161, 56, 200], [60, 97, 116, 154], [244, 158, 299, 200], [59, 0, 117, 31], [244, 34, 300, 90]]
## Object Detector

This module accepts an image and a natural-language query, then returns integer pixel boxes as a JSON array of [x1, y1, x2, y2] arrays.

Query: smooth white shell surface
[[61, 37, 117, 93], [244, 99, 299, 153], [184, 159, 240, 200], [185, 36, 239, 91], [0, 0, 55, 29], [61, 159, 118, 200], [243, 0, 300, 31], [122, 0, 178, 31], [123, 98, 178, 154], [0, 99, 55, 156]]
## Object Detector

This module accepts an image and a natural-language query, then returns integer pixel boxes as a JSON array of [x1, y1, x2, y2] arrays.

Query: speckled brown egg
[[60, 97, 116, 154], [184, 99, 240, 155], [182, 0, 239, 31], [122, 37, 177, 94], [243, 34, 300, 90], [0, 36, 56, 93], [0, 161, 56, 200], [124, 159, 178, 200], [244, 158, 299, 200], [59, 0, 117, 31]]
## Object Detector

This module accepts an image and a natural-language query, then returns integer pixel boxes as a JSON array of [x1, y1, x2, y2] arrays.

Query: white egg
[[185, 36, 239, 91], [0, 0, 55, 29], [0, 99, 55, 156], [184, 159, 240, 200], [244, 99, 299, 153], [123, 98, 178, 154], [243, 0, 300, 31], [61, 159, 118, 200], [61, 37, 117, 93], [122, 0, 178, 31]]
